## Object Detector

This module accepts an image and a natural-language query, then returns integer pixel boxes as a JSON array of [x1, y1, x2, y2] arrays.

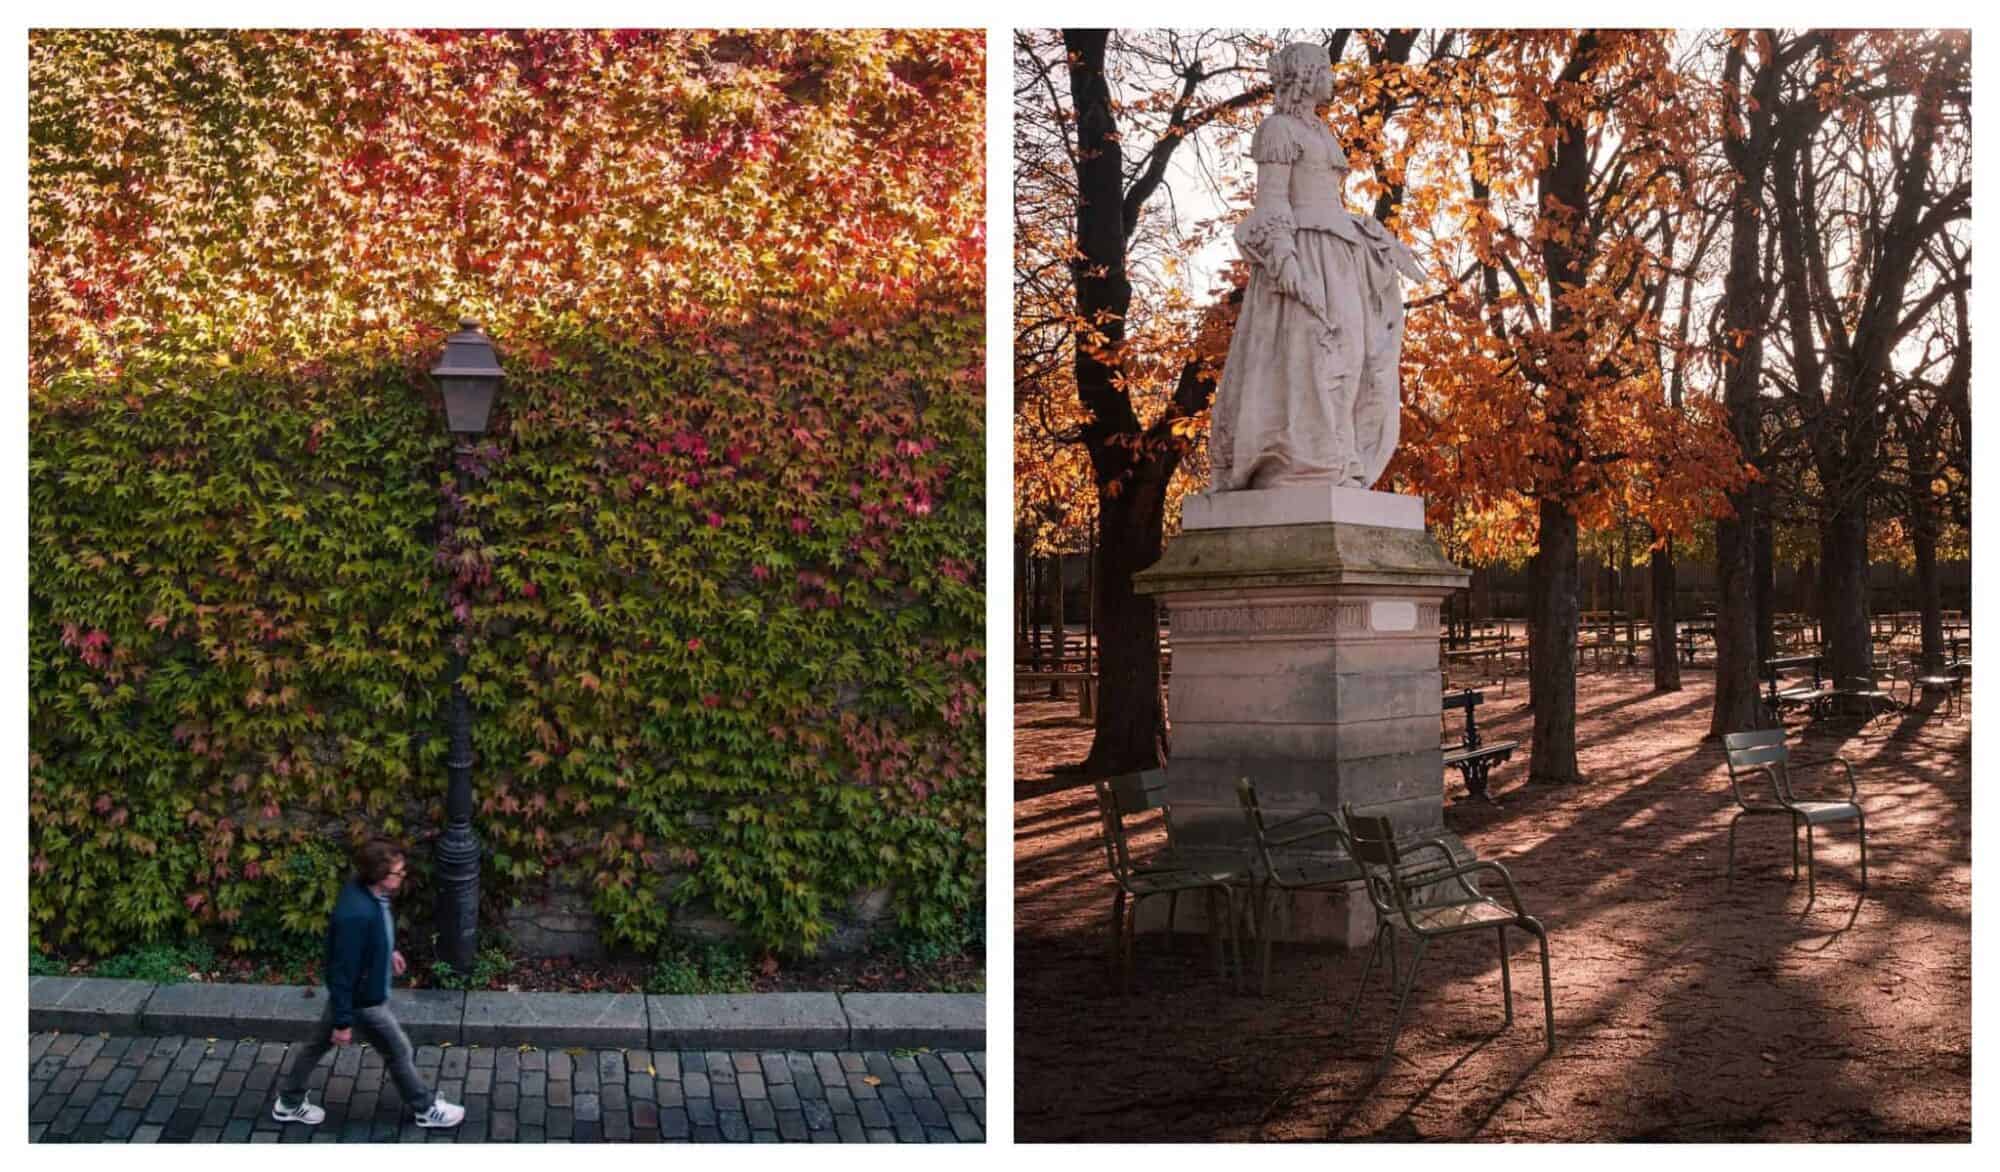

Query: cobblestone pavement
[[28, 1032, 985, 1143]]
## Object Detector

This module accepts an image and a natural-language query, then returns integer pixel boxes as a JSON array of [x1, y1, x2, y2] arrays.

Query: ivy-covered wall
[[29, 29, 985, 959], [30, 318, 985, 959]]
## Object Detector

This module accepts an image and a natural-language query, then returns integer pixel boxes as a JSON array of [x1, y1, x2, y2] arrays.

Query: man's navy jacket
[[324, 877, 392, 1028]]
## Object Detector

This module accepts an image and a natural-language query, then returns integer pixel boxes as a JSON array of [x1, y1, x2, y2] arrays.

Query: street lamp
[[433, 317, 507, 434], [429, 317, 504, 974]]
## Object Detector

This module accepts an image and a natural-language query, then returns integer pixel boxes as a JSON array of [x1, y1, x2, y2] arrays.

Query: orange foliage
[[31, 29, 985, 387]]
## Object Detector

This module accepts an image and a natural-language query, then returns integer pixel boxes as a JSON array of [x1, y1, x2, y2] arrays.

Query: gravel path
[[1015, 671, 1970, 1140]]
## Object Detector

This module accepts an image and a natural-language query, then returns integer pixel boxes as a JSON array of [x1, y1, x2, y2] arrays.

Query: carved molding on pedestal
[[1172, 596, 1444, 642], [1174, 602, 1341, 638]]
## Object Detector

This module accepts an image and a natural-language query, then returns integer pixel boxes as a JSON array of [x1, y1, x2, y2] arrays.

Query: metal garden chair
[[1339, 804, 1555, 1076], [1900, 657, 1966, 719], [1235, 778, 1365, 995], [1721, 729, 1869, 898], [1093, 776, 1244, 992]]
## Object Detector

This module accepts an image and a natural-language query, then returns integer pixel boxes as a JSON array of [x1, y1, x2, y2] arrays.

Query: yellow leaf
[[862, 1075, 882, 1087]]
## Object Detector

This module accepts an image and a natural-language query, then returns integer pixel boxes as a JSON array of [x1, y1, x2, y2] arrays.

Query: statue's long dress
[[1209, 113, 1425, 492]]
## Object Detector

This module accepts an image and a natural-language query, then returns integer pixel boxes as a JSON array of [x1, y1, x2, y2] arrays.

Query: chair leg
[[1791, 816, 1801, 879], [1226, 888, 1245, 992], [1128, 894, 1148, 992], [1343, 924, 1387, 1034], [1529, 919, 1555, 1055], [1260, 887, 1281, 997], [1497, 925, 1513, 1026], [1727, 812, 1742, 887], [1857, 813, 1868, 889], [1205, 889, 1224, 976], [1108, 891, 1127, 990], [1805, 822, 1817, 900], [1375, 936, 1428, 1080], [1388, 921, 1400, 992]]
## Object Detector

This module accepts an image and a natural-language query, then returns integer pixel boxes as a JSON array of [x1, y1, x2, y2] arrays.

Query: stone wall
[[500, 881, 898, 961]]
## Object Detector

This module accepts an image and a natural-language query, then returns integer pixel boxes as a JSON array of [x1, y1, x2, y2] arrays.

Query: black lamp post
[[429, 317, 504, 973]]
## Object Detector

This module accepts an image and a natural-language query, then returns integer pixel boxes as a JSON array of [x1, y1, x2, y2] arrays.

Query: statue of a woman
[[1207, 42, 1427, 493]]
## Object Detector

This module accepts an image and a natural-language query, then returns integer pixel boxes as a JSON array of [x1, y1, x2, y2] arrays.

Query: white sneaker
[[272, 1092, 326, 1125], [414, 1098, 465, 1128]]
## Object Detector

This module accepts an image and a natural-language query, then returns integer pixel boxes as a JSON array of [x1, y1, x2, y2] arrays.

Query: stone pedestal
[[1133, 485, 1469, 945]]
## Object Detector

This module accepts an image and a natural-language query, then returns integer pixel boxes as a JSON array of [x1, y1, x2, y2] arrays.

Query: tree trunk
[[1083, 472, 1172, 774], [1808, 552, 1824, 636], [1047, 553, 1066, 699], [1818, 498, 1873, 686], [1754, 485, 1776, 662], [1912, 496, 1943, 671], [1708, 34, 1780, 738], [1528, 498, 1581, 785], [1519, 30, 1598, 783], [1062, 29, 1175, 774], [1014, 540, 1029, 656], [1650, 534, 1681, 692]]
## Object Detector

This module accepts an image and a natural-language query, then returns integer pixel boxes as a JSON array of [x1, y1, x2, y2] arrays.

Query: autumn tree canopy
[[1015, 26, 1969, 778]]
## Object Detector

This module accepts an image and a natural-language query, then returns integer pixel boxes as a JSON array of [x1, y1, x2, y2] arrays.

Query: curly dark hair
[[351, 837, 406, 885]]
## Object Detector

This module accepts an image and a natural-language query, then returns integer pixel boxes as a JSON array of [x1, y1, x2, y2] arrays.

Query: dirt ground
[[1014, 670, 1970, 1141]]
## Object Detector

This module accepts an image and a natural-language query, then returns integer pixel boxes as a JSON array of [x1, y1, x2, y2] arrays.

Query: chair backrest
[[1093, 780, 1138, 884], [1115, 769, 1170, 813], [1339, 804, 1406, 919], [1341, 806, 1402, 870], [1236, 778, 1277, 872], [1236, 778, 1343, 870], [1722, 728, 1787, 769], [1722, 728, 1791, 801]]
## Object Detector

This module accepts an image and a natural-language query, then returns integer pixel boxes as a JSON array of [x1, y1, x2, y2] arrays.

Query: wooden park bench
[[1442, 688, 1517, 803], [1442, 642, 1525, 695], [1677, 622, 1716, 666], [1577, 631, 1648, 670]]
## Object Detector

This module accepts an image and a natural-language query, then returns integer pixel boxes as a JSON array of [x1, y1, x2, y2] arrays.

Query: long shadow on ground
[[1013, 672, 1970, 1141]]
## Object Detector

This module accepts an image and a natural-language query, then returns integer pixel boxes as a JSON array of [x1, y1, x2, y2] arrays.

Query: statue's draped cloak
[[1209, 113, 1424, 492]]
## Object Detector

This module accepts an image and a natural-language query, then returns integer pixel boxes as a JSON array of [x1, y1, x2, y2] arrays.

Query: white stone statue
[[1207, 42, 1427, 493]]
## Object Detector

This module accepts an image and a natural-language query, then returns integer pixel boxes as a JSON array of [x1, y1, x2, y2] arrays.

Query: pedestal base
[[1135, 492, 1470, 944]]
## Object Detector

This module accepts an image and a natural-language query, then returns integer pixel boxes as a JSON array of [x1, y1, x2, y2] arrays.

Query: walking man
[[273, 837, 465, 1128]]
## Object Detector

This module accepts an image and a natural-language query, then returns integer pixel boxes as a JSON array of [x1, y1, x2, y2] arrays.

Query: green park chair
[[1721, 729, 1869, 898], [1339, 804, 1555, 1077], [1235, 779, 1365, 996], [1900, 657, 1966, 719], [1093, 776, 1244, 992]]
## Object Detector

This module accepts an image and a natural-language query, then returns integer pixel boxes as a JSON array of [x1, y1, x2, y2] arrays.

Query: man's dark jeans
[[280, 1001, 435, 1113]]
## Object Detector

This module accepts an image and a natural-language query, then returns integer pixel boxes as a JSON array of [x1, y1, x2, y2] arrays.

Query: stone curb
[[28, 977, 983, 1051]]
